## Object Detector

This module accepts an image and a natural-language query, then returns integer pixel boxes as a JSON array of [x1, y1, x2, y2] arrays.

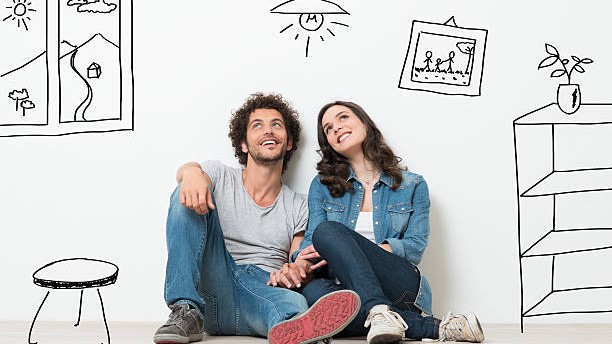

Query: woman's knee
[[312, 221, 350, 249]]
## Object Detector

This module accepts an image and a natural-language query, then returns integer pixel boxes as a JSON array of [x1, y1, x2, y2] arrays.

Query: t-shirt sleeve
[[293, 193, 308, 236], [199, 160, 224, 191]]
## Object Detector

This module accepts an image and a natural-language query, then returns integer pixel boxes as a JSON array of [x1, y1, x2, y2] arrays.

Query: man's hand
[[297, 245, 327, 271], [267, 260, 312, 289], [179, 164, 215, 215]]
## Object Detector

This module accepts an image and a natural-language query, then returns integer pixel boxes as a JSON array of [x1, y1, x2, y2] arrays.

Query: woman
[[285, 101, 483, 343]]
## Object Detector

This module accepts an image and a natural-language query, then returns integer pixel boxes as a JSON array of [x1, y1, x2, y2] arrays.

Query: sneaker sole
[[368, 333, 404, 344], [465, 313, 485, 343], [153, 332, 204, 344], [268, 290, 360, 344], [368, 332, 404, 344]]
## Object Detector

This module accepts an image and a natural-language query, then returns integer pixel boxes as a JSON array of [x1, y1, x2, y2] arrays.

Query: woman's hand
[[297, 245, 328, 270], [267, 261, 311, 289], [378, 243, 393, 253]]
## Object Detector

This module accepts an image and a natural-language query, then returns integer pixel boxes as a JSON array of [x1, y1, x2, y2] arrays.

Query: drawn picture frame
[[398, 19, 488, 96]]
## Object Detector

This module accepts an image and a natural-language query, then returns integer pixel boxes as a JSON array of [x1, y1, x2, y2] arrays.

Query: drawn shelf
[[521, 168, 612, 197], [524, 286, 612, 317], [513, 103, 612, 332], [522, 228, 612, 257]]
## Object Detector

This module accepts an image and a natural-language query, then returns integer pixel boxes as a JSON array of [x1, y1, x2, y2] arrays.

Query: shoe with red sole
[[268, 290, 360, 344]]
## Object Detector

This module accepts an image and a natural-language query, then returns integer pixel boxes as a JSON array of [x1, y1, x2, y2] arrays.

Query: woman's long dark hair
[[316, 101, 403, 197]]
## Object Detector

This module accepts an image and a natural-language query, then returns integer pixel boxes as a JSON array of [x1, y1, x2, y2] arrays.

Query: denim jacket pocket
[[387, 202, 413, 233], [322, 200, 345, 222]]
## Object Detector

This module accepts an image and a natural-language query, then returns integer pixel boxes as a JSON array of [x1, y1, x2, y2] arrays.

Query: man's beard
[[247, 141, 287, 166]]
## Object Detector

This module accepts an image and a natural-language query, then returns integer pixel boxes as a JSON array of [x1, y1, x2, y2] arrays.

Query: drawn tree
[[8, 89, 29, 111], [21, 100, 35, 116], [456, 42, 475, 75]]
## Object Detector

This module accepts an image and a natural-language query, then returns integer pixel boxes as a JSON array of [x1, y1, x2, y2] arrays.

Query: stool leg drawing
[[97, 288, 111, 344], [28, 291, 50, 344], [75, 289, 84, 327]]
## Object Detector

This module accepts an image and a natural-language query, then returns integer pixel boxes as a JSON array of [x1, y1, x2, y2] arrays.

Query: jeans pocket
[[199, 289, 220, 335]]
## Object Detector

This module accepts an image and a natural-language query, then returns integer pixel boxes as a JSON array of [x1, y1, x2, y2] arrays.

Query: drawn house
[[87, 62, 102, 79]]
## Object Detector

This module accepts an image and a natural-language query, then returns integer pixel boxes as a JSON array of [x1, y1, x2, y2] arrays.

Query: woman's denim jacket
[[292, 169, 433, 315]]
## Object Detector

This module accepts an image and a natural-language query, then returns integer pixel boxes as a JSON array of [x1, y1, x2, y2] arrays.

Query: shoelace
[[436, 312, 463, 341], [364, 308, 408, 331], [163, 304, 190, 327]]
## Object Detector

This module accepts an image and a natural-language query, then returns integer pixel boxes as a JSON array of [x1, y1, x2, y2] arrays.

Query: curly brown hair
[[316, 101, 403, 197], [228, 93, 301, 173]]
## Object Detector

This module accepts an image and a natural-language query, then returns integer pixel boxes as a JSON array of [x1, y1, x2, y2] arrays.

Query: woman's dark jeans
[[301, 221, 439, 340]]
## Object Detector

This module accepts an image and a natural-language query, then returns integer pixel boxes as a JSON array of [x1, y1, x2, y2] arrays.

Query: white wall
[[1, 0, 612, 325]]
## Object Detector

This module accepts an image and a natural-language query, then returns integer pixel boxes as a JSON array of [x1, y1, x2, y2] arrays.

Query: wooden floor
[[2, 321, 611, 343]]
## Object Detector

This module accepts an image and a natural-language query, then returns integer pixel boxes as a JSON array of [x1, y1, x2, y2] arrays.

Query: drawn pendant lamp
[[271, 0, 350, 57], [538, 43, 593, 115]]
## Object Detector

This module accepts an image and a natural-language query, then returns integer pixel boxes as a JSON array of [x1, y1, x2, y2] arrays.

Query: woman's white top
[[355, 211, 375, 242]]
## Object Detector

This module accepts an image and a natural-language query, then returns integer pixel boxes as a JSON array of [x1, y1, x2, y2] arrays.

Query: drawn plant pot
[[557, 84, 581, 114]]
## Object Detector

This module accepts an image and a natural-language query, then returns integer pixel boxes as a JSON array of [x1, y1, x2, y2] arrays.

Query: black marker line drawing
[[60, 1, 120, 123], [0, 0, 133, 137], [514, 102, 612, 332], [538, 43, 594, 115], [271, 0, 349, 57], [3, 0, 36, 31], [398, 16, 488, 96], [0, 0, 47, 127], [28, 258, 119, 344]]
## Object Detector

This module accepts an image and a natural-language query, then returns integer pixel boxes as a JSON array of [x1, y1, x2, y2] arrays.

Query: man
[[154, 93, 360, 344]]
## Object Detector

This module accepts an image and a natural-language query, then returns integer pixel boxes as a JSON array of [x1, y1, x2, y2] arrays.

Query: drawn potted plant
[[538, 43, 593, 114]]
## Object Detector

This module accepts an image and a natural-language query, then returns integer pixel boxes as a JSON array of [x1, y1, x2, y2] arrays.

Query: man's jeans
[[301, 221, 439, 340], [164, 186, 308, 337]]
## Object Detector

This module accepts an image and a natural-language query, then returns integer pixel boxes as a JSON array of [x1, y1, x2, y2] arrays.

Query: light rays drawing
[[271, 0, 350, 57], [3, 0, 36, 31]]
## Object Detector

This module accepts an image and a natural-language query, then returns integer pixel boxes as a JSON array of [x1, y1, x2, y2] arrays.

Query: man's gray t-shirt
[[201, 160, 308, 272]]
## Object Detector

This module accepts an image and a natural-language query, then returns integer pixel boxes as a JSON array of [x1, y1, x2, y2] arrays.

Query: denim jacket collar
[[346, 167, 394, 187]]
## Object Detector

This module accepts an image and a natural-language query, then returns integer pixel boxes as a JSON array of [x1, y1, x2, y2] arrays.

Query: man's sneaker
[[153, 304, 204, 343], [437, 312, 484, 343], [364, 304, 408, 344], [268, 290, 360, 344]]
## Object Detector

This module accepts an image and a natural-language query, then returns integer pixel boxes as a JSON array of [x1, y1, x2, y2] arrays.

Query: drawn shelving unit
[[513, 103, 612, 331]]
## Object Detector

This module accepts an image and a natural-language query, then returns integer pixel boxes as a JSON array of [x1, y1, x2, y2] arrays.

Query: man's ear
[[241, 141, 248, 154], [286, 139, 293, 151]]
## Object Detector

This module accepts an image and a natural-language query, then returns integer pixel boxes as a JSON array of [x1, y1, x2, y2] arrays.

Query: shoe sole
[[268, 290, 360, 344], [465, 313, 485, 343], [368, 332, 404, 344], [153, 332, 204, 343]]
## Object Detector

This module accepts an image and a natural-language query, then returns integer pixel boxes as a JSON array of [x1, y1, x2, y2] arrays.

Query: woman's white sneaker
[[364, 304, 408, 344], [437, 312, 485, 342]]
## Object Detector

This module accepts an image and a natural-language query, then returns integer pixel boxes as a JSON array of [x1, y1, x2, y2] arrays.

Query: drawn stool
[[28, 258, 119, 344]]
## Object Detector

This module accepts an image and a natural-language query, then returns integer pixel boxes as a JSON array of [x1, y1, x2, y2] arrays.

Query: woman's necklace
[[356, 170, 379, 186]]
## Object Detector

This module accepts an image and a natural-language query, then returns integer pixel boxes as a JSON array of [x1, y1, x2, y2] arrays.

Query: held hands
[[267, 260, 312, 289], [297, 245, 328, 270], [180, 165, 215, 215], [267, 245, 327, 289]]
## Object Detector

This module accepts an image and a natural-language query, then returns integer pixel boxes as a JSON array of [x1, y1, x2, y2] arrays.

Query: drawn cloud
[[67, 0, 87, 5], [67, 0, 117, 14]]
